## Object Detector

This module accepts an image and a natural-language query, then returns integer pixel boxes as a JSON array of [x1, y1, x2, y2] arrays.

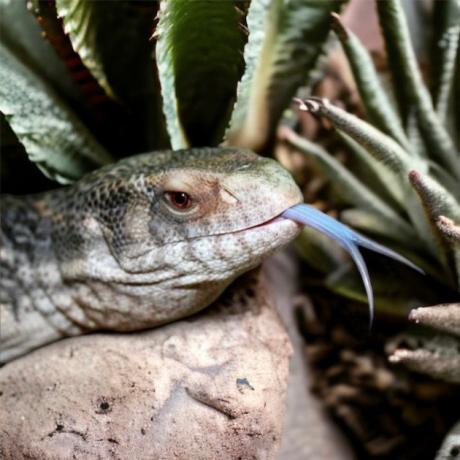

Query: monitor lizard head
[[49, 148, 302, 328]]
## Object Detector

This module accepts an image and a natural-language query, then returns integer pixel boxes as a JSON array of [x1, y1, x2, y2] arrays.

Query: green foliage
[[284, 128, 415, 244], [155, 0, 246, 149], [288, 3, 460, 296], [431, 0, 460, 125], [0, 0, 82, 107], [376, 0, 460, 177], [1, 0, 340, 187], [330, 13, 410, 151], [226, 0, 343, 151], [285, 1, 460, 387], [0, 42, 112, 183], [276, 3, 460, 400], [54, 0, 167, 150]]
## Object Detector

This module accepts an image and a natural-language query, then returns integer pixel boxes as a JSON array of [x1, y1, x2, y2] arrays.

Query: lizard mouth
[[230, 214, 301, 236], [243, 216, 282, 230], [178, 213, 299, 242]]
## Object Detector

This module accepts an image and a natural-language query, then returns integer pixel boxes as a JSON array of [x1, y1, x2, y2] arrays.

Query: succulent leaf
[[428, 162, 460, 202], [436, 216, 460, 287], [434, 24, 459, 125], [54, 0, 168, 152], [409, 303, 460, 337], [0, 0, 80, 106], [226, 0, 342, 151], [295, 97, 440, 259], [409, 171, 460, 224], [156, 0, 246, 149], [340, 209, 407, 241], [0, 42, 112, 183], [376, 0, 460, 178], [388, 300, 460, 384], [283, 127, 417, 245], [330, 13, 410, 151], [338, 132, 406, 209], [295, 97, 419, 175], [409, 171, 460, 275], [437, 216, 460, 244], [431, 0, 460, 125], [406, 110, 429, 159], [55, 0, 155, 99], [389, 335, 460, 384]]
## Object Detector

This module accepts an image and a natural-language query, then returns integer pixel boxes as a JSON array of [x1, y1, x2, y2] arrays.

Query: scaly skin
[[0, 148, 302, 363]]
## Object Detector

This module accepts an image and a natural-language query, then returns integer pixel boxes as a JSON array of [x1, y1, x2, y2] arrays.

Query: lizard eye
[[164, 191, 193, 210]]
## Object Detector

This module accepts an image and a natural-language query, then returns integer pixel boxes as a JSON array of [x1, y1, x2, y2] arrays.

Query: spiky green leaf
[[376, 0, 460, 178], [409, 171, 460, 227], [339, 208, 407, 241], [431, 0, 460, 125], [296, 97, 421, 175], [331, 13, 410, 151], [409, 303, 460, 337], [338, 132, 406, 208], [0, 0, 80, 106], [296, 97, 440, 258], [0, 43, 112, 183], [389, 334, 460, 383], [436, 217, 460, 287], [156, 0, 246, 149], [55, 0, 167, 151], [284, 127, 417, 244], [409, 170, 460, 285], [226, 0, 342, 151]]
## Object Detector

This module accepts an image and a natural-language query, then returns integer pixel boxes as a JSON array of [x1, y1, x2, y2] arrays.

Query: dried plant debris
[[296, 291, 460, 459]]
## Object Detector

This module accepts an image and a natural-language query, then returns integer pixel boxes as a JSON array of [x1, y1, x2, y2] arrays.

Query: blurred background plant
[[275, 0, 460, 457], [0, 0, 459, 458]]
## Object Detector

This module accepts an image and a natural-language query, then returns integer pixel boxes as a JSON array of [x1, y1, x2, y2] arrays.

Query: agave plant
[[0, 0, 345, 195]]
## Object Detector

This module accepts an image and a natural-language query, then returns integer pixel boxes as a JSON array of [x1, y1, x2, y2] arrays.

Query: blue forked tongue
[[282, 204, 423, 328]]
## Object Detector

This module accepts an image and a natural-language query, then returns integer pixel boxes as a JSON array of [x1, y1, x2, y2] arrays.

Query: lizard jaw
[[230, 214, 302, 249]]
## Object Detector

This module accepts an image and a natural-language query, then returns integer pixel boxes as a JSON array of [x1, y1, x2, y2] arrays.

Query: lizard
[[0, 147, 302, 364]]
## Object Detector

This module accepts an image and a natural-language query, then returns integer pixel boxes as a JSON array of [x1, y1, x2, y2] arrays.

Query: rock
[[0, 270, 292, 460], [436, 420, 460, 460], [266, 251, 354, 460]]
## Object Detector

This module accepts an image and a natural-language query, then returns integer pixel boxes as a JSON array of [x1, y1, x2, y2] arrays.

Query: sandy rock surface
[[0, 271, 292, 460], [268, 251, 354, 460]]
